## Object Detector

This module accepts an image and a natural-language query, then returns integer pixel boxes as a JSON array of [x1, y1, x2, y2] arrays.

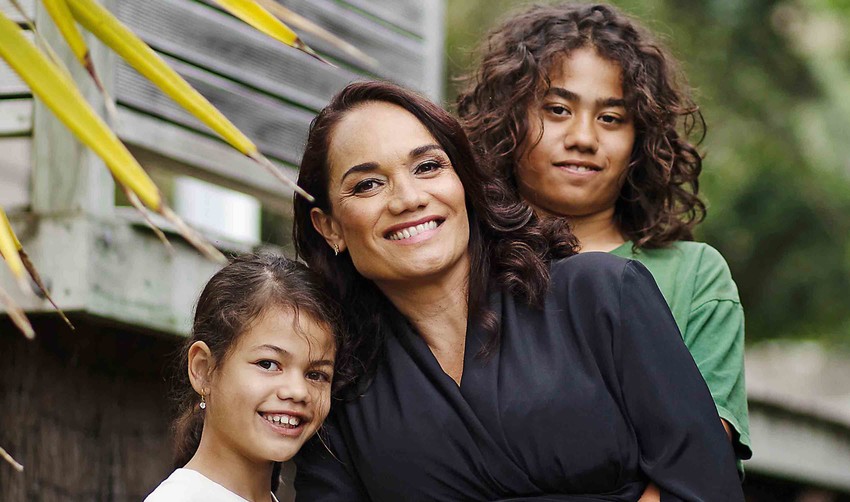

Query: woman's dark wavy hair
[[293, 80, 576, 395], [171, 253, 345, 492], [457, 2, 706, 249]]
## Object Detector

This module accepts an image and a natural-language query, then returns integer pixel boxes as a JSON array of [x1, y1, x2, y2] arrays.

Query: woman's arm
[[615, 261, 743, 501]]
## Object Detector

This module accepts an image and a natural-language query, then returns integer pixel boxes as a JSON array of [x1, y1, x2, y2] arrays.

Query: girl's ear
[[310, 207, 346, 254], [188, 341, 214, 394]]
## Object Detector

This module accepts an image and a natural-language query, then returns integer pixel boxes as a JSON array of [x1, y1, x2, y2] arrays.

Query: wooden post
[[31, 0, 116, 218]]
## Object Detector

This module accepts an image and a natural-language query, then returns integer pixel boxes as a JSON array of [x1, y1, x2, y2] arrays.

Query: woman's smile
[[385, 217, 444, 243]]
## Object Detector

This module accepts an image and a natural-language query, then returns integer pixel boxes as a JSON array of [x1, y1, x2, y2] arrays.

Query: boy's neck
[[541, 206, 626, 253]]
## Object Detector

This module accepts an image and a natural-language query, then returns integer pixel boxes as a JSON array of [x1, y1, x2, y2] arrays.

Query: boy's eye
[[599, 114, 624, 124], [545, 105, 570, 116], [256, 360, 281, 371], [306, 370, 331, 383], [353, 178, 382, 194]]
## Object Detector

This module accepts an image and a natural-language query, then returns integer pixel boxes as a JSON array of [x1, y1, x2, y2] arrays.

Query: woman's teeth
[[388, 220, 439, 241], [262, 413, 301, 427]]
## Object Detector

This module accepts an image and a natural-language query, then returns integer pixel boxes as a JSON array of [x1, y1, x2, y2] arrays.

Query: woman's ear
[[188, 341, 214, 394], [310, 207, 346, 254]]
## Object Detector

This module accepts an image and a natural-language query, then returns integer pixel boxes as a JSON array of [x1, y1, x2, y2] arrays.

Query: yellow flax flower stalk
[[0, 206, 35, 338]]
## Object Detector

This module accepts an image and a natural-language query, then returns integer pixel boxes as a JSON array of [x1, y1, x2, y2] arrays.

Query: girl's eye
[[414, 160, 444, 175], [256, 360, 281, 371], [353, 178, 383, 194], [306, 370, 331, 383]]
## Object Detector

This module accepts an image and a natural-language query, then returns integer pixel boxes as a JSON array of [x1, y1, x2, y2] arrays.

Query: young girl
[[145, 254, 344, 502], [456, 1, 750, 487]]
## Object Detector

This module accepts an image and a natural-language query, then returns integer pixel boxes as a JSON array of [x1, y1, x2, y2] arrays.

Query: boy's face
[[517, 47, 636, 221]]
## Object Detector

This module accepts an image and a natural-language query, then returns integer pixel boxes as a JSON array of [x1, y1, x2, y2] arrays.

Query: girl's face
[[201, 306, 334, 464], [517, 47, 636, 220], [312, 102, 470, 288]]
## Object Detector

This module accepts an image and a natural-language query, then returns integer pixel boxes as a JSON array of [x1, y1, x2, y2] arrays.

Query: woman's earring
[[199, 391, 207, 410], [333, 243, 339, 256]]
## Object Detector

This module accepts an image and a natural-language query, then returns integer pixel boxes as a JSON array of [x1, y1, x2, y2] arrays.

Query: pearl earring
[[199, 391, 206, 410]]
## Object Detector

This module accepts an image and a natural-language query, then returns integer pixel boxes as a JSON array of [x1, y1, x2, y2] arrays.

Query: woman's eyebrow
[[341, 144, 443, 182], [409, 144, 443, 158], [547, 87, 625, 108], [341, 161, 379, 182]]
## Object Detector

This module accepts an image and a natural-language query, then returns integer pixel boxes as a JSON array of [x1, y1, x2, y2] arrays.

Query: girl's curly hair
[[457, 2, 706, 249]]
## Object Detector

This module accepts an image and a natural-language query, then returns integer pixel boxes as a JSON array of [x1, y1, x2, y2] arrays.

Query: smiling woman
[[291, 80, 744, 501], [144, 254, 344, 502]]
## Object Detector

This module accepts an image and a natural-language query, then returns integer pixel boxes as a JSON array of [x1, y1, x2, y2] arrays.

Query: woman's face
[[200, 307, 334, 464], [312, 102, 470, 287], [517, 47, 636, 219]]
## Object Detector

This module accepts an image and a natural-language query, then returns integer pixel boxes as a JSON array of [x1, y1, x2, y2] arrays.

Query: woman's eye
[[306, 370, 331, 383], [256, 360, 281, 371], [353, 178, 382, 194], [415, 160, 444, 175]]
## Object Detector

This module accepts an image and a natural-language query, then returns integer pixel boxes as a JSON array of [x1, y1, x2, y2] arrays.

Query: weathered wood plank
[[0, 137, 32, 210], [116, 0, 357, 112], [199, 0, 426, 91], [115, 56, 314, 165], [0, 97, 32, 134], [341, 0, 425, 37], [116, 106, 298, 212], [0, 0, 34, 22], [280, 0, 424, 84], [0, 59, 28, 96]]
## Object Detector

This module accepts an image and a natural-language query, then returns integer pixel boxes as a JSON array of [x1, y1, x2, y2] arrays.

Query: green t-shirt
[[610, 241, 752, 464]]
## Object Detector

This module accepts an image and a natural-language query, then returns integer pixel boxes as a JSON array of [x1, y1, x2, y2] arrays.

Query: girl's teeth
[[264, 414, 301, 427]]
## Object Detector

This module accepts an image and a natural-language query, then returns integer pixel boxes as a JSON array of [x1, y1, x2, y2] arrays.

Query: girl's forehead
[[235, 307, 336, 356]]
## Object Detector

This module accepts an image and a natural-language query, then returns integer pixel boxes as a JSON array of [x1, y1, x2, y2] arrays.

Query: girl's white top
[[145, 468, 280, 502]]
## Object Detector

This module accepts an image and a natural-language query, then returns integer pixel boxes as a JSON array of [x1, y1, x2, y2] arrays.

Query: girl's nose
[[278, 373, 310, 404]]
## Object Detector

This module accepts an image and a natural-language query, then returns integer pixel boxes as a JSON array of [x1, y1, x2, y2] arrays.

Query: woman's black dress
[[295, 253, 743, 501]]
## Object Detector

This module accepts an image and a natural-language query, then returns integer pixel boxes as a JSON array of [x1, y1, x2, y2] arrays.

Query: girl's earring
[[333, 243, 339, 256], [199, 391, 207, 410]]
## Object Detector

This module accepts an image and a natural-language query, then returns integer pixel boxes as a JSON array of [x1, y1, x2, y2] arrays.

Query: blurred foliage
[[445, 0, 850, 344]]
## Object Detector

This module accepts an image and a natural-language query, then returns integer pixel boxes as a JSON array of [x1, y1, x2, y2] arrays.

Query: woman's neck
[[185, 429, 274, 502], [377, 256, 470, 384]]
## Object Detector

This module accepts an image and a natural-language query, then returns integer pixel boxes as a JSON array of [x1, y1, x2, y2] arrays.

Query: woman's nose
[[387, 176, 428, 214]]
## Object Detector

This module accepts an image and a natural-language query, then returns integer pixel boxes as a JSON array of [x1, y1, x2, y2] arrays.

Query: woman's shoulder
[[549, 252, 644, 299], [144, 469, 247, 502]]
